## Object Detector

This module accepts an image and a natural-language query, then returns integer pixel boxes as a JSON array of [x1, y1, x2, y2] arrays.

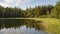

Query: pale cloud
[[0, 0, 32, 7], [4, 0, 13, 3], [16, 0, 31, 3], [4, 0, 31, 3], [0, 3, 9, 7]]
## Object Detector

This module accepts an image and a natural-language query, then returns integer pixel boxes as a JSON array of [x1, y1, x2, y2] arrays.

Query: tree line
[[0, 1, 60, 18], [0, 7, 25, 18]]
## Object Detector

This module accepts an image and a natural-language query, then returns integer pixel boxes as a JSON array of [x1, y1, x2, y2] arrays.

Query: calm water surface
[[0, 19, 47, 34]]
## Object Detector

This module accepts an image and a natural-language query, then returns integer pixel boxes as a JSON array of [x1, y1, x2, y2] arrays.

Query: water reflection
[[0, 19, 47, 34]]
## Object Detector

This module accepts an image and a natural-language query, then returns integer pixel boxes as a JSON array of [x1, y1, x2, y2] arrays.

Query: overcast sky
[[0, 0, 59, 9]]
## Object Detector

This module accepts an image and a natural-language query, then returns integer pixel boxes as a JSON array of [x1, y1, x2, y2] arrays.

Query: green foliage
[[51, 1, 60, 18], [0, 7, 25, 18], [25, 5, 54, 18], [0, 1, 60, 19]]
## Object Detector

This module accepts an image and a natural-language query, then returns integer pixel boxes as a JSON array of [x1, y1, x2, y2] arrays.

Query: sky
[[0, 0, 59, 9]]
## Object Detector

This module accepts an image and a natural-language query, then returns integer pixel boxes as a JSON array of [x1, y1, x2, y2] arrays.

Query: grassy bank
[[35, 18, 60, 34]]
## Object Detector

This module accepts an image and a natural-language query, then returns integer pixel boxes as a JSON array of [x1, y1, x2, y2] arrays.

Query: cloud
[[15, 0, 31, 3], [4, 0, 31, 3], [0, 0, 32, 7], [4, 0, 13, 3], [0, 2, 8, 7]]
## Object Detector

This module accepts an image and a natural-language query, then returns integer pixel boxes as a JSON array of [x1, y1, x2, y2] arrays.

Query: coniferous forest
[[0, 1, 60, 19]]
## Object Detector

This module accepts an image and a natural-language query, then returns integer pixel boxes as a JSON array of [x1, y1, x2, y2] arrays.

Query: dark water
[[0, 19, 47, 34]]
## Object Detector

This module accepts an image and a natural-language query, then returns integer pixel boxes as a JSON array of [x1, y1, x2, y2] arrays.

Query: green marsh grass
[[35, 18, 60, 34]]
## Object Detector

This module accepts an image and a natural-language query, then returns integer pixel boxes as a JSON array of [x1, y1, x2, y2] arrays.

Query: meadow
[[35, 18, 60, 34]]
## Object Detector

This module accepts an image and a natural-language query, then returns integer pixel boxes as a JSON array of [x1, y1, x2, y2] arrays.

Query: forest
[[0, 1, 60, 18]]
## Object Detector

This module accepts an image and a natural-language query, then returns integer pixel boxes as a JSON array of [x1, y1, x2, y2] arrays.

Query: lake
[[0, 19, 47, 34]]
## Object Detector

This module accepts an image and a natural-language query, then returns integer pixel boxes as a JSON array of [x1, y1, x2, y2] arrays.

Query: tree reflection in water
[[0, 19, 45, 32]]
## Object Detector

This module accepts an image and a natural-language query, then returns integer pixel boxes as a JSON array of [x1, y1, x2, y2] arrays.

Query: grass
[[35, 18, 60, 34]]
